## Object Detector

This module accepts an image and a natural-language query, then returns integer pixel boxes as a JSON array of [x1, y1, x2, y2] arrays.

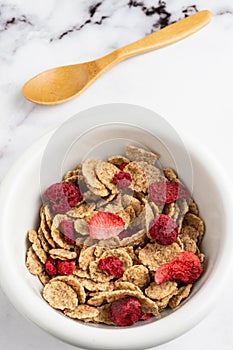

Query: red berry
[[57, 260, 75, 275], [154, 263, 170, 285], [45, 257, 57, 277], [155, 251, 202, 285], [113, 171, 132, 190], [98, 256, 124, 278], [51, 198, 70, 215], [149, 214, 178, 245], [60, 220, 76, 245], [88, 212, 125, 240], [139, 312, 151, 321], [118, 163, 128, 171], [118, 227, 138, 240], [108, 297, 141, 326], [149, 182, 189, 206], [43, 182, 82, 214]]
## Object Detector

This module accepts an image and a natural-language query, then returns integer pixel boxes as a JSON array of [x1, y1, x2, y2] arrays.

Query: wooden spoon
[[22, 10, 211, 105]]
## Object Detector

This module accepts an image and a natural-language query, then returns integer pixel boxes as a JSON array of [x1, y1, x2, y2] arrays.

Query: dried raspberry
[[108, 297, 141, 326], [88, 212, 125, 240], [118, 163, 128, 171], [155, 251, 202, 285], [118, 227, 138, 240], [149, 214, 178, 245], [59, 220, 76, 245], [43, 182, 82, 214], [149, 182, 189, 206], [57, 260, 75, 275], [98, 256, 124, 278], [113, 172, 132, 190], [51, 198, 70, 215], [45, 257, 57, 277], [139, 312, 151, 321]]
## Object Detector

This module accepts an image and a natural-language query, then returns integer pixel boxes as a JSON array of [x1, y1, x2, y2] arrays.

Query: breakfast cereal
[[49, 248, 77, 260], [126, 145, 159, 165], [26, 246, 44, 275], [43, 280, 78, 310], [25, 145, 205, 327], [145, 281, 178, 300], [169, 284, 193, 309], [28, 230, 48, 264], [64, 304, 99, 320]]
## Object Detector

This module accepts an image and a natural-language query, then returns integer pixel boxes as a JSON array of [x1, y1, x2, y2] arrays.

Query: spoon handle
[[116, 10, 211, 60]]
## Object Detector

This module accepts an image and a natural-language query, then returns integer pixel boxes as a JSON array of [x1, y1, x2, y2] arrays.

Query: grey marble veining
[[0, 1, 232, 60]]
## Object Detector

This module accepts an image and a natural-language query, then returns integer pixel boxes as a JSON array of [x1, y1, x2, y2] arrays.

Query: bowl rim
[[1, 104, 233, 350]]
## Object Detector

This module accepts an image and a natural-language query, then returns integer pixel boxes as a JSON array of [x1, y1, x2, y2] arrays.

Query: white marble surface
[[0, 0, 233, 349]]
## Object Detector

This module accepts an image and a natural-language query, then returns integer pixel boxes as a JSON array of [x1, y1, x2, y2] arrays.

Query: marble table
[[0, 1, 233, 349]]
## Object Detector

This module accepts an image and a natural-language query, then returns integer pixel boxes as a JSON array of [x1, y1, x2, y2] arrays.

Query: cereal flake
[[138, 242, 182, 271], [37, 227, 50, 252], [28, 230, 47, 264], [43, 280, 78, 310], [64, 305, 99, 319], [51, 275, 86, 303], [126, 145, 159, 165], [122, 265, 150, 288], [169, 284, 192, 309], [40, 208, 56, 248], [145, 281, 178, 300], [78, 246, 96, 270], [108, 155, 130, 166], [74, 218, 88, 235], [95, 160, 119, 194], [163, 168, 179, 182], [114, 281, 142, 293], [124, 162, 148, 193], [82, 159, 108, 194], [26, 247, 44, 275], [49, 248, 77, 260]]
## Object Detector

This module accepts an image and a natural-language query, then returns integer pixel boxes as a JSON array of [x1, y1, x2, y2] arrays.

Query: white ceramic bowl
[[0, 104, 233, 350]]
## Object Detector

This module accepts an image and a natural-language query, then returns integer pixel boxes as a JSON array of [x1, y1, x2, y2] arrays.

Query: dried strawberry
[[57, 260, 75, 275], [98, 256, 124, 278], [45, 257, 57, 277], [43, 182, 82, 214], [108, 297, 141, 326], [149, 182, 189, 206], [59, 220, 76, 245], [88, 212, 125, 240], [113, 171, 132, 190], [118, 163, 128, 171], [149, 214, 178, 245], [155, 251, 202, 284]]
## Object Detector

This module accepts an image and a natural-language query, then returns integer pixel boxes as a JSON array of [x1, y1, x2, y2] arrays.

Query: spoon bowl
[[22, 11, 212, 105], [24, 65, 89, 104]]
